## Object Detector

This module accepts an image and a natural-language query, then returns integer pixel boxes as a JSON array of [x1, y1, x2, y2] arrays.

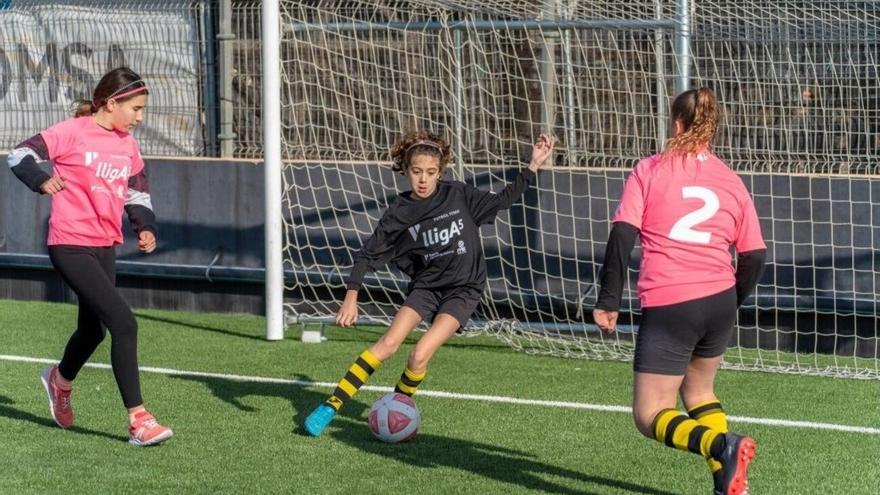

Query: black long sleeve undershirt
[[8, 134, 52, 193], [125, 205, 157, 236], [10, 155, 52, 193], [735, 248, 766, 307], [594, 221, 639, 312]]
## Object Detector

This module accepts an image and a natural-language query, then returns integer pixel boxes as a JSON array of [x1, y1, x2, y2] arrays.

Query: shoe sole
[[726, 437, 757, 495], [129, 429, 174, 447], [39, 368, 72, 429]]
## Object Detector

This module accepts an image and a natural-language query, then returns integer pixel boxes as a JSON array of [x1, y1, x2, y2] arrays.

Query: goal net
[[274, 0, 879, 378]]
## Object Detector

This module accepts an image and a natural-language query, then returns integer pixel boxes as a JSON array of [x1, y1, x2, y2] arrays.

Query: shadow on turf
[[135, 312, 265, 342], [172, 374, 677, 495], [0, 394, 128, 442]]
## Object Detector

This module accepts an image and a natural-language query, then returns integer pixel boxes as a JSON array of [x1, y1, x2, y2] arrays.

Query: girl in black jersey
[[304, 131, 553, 436]]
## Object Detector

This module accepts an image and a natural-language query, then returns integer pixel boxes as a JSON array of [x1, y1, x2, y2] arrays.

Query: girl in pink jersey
[[7, 67, 172, 446], [594, 88, 766, 495]]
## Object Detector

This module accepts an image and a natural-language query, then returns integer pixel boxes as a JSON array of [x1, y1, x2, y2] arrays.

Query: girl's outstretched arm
[[466, 133, 554, 225]]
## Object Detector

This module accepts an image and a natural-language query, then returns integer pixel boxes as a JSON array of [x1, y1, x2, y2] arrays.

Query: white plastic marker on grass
[[2, 354, 878, 436]]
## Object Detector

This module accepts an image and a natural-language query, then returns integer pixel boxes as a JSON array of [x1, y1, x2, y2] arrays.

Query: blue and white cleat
[[304, 403, 337, 437]]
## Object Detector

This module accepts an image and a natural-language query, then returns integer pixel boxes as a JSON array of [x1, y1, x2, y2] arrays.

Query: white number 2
[[668, 186, 719, 244]]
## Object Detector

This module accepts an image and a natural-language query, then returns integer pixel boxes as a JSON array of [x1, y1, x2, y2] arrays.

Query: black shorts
[[633, 287, 737, 375], [402, 286, 483, 328]]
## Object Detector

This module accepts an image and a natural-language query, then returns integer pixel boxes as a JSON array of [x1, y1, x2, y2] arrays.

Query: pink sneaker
[[39, 366, 73, 429], [128, 411, 173, 446]]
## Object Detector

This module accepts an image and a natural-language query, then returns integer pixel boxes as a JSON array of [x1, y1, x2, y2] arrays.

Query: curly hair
[[664, 87, 719, 154], [389, 130, 452, 174]]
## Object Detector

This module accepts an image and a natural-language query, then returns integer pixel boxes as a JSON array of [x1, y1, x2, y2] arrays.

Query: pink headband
[[96, 79, 148, 106], [110, 85, 148, 100], [405, 139, 444, 155]]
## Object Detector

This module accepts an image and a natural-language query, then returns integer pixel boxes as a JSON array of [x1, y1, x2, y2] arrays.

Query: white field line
[[2, 354, 877, 435]]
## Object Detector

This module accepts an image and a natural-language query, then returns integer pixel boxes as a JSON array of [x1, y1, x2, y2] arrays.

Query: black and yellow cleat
[[716, 432, 757, 495]]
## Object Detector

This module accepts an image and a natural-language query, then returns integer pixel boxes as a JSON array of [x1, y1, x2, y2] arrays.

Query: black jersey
[[346, 168, 536, 292]]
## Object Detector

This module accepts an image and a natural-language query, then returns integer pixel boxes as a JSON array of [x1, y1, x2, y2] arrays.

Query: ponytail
[[73, 99, 96, 117], [665, 87, 719, 154]]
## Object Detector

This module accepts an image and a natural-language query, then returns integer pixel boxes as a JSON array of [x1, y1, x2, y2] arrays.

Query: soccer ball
[[368, 392, 420, 443]]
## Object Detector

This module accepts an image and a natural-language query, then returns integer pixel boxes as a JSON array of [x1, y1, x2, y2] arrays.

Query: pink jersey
[[40, 117, 145, 246], [613, 151, 766, 308]]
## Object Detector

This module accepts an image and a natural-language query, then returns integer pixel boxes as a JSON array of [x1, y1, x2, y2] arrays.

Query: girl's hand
[[336, 289, 359, 327], [138, 230, 157, 253], [593, 308, 619, 335], [39, 175, 65, 195], [528, 133, 555, 172]]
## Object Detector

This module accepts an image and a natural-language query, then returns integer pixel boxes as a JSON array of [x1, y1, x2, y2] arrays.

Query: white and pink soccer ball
[[368, 392, 420, 443]]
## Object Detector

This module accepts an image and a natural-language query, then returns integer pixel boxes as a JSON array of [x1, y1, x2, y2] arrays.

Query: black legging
[[48, 245, 142, 408]]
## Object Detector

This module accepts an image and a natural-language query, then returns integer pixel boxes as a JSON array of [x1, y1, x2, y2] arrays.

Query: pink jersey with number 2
[[612, 151, 765, 308], [40, 116, 144, 247]]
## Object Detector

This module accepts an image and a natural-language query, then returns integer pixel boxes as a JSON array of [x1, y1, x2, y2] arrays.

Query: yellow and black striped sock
[[688, 400, 728, 477], [394, 367, 426, 396], [651, 408, 726, 459], [325, 349, 382, 411]]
